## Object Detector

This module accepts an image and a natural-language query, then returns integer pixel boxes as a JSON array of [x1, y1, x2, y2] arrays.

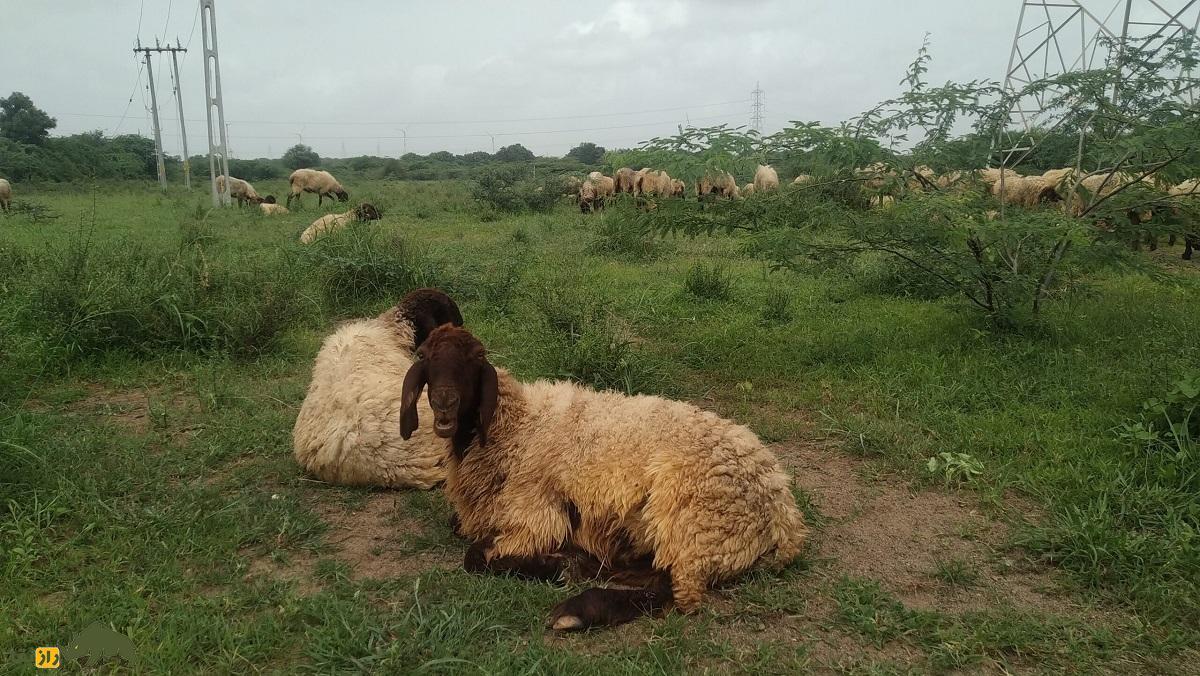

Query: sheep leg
[[547, 573, 673, 631], [463, 539, 565, 581], [1184, 235, 1196, 260]]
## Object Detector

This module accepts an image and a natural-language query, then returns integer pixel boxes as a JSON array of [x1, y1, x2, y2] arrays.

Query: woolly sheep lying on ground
[[0, 178, 10, 213], [287, 168, 349, 208], [260, 201, 289, 215], [754, 164, 780, 193], [216, 175, 268, 207], [398, 325, 807, 631], [293, 289, 464, 489], [299, 203, 381, 244]]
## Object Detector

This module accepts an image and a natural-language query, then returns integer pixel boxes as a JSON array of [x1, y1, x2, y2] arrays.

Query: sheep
[[636, 169, 674, 198], [991, 174, 1062, 208], [869, 195, 895, 209], [614, 167, 638, 194], [260, 202, 290, 215], [563, 175, 583, 197], [742, 183, 755, 196], [792, 174, 813, 186], [299, 202, 382, 244], [293, 289, 464, 489], [905, 165, 937, 192], [0, 178, 10, 213], [398, 325, 807, 631], [855, 162, 895, 190], [1169, 179, 1199, 260], [287, 168, 349, 208], [578, 174, 615, 213], [670, 179, 686, 198], [697, 171, 739, 200], [215, 175, 267, 207], [753, 164, 779, 193]]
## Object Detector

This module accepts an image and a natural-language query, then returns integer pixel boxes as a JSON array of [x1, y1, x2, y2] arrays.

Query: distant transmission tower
[[994, 0, 1200, 168], [750, 82, 765, 132]]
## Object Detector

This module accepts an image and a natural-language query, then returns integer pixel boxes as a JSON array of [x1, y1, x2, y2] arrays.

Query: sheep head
[[400, 325, 498, 454], [336, 189, 350, 202], [262, 195, 277, 204], [394, 288, 464, 349], [355, 203, 381, 221]]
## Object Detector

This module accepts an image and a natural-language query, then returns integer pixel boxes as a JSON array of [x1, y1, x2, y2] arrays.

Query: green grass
[[1, 179, 1198, 672]]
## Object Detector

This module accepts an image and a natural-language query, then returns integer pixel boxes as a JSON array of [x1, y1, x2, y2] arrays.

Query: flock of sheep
[[209, 168, 383, 243], [572, 164, 785, 212], [292, 288, 808, 631]]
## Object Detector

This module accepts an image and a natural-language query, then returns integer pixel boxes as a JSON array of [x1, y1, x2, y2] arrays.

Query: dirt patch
[[774, 441, 1099, 619], [34, 383, 198, 436], [244, 491, 458, 592]]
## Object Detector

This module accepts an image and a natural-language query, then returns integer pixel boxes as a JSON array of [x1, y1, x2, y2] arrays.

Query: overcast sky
[[4, 1, 1031, 159]]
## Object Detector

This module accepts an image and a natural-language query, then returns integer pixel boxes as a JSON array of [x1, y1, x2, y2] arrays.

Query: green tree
[[494, 143, 534, 162], [565, 142, 606, 164], [0, 92, 56, 146], [282, 143, 319, 170]]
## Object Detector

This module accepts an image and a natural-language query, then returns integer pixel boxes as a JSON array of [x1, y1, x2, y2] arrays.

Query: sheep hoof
[[550, 614, 585, 631]]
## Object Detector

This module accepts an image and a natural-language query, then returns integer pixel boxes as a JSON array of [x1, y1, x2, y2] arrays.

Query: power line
[[53, 98, 751, 128]]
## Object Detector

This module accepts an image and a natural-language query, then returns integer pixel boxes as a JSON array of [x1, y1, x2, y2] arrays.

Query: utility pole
[[168, 39, 191, 189], [201, 0, 232, 206], [750, 82, 764, 132], [134, 39, 169, 189]]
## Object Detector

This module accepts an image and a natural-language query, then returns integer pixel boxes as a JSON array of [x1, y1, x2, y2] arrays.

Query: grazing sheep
[[1041, 167, 1077, 190], [1169, 179, 1199, 260], [697, 171, 739, 200], [934, 170, 967, 190], [216, 175, 266, 207], [0, 178, 10, 213], [742, 183, 755, 196], [855, 162, 895, 190], [991, 174, 1062, 208], [579, 174, 615, 213], [753, 164, 780, 193], [670, 179, 686, 197], [299, 203, 382, 244], [398, 325, 807, 631], [614, 167, 638, 194], [287, 168, 349, 208], [636, 170, 675, 198], [293, 289, 464, 489], [906, 165, 937, 192], [792, 174, 813, 186]]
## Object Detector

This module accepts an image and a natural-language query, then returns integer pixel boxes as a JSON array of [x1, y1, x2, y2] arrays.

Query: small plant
[[926, 452, 984, 486], [586, 209, 670, 261], [759, 286, 793, 324], [932, 557, 979, 587], [684, 262, 733, 300]]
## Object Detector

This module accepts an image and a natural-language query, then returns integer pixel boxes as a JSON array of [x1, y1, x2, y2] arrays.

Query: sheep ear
[[477, 363, 498, 448], [399, 360, 428, 440]]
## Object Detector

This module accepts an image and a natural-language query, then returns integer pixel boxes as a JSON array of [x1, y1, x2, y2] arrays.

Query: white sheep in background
[[398, 325, 807, 631], [792, 174, 813, 186], [287, 168, 349, 208], [0, 178, 11, 213], [614, 167, 638, 194], [299, 203, 381, 244], [697, 171, 739, 199], [753, 164, 780, 193], [293, 288, 464, 489]]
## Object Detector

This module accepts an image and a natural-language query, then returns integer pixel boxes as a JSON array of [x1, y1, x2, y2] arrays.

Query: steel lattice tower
[[750, 82, 765, 132], [995, 0, 1199, 167]]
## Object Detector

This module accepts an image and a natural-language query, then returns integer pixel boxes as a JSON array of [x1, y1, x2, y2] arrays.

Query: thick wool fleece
[[292, 316, 447, 488], [445, 370, 808, 613]]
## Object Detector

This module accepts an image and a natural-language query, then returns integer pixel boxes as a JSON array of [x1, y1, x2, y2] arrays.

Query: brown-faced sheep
[[1169, 179, 1199, 260], [299, 203, 381, 244], [0, 178, 10, 213], [216, 175, 267, 207], [287, 168, 349, 208], [697, 171, 739, 200], [753, 164, 780, 193], [579, 174, 615, 213], [398, 325, 807, 631], [293, 289, 464, 489], [614, 167, 638, 194]]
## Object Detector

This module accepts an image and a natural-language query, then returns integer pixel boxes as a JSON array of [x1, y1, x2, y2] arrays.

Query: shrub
[[586, 207, 671, 261], [760, 286, 793, 324], [684, 262, 733, 300]]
